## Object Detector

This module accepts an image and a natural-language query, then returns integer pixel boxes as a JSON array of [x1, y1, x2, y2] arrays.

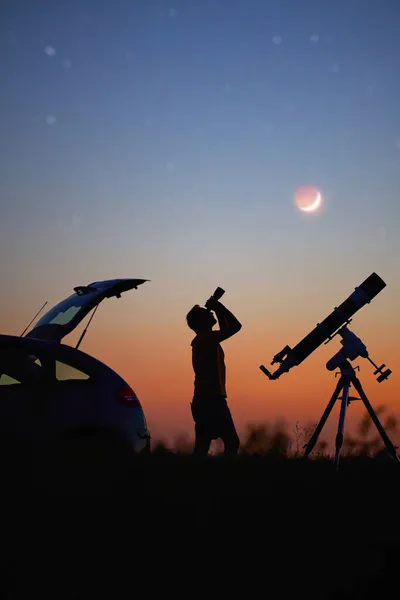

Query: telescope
[[259, 272, 400, 468], [260, 273, 386, 380]]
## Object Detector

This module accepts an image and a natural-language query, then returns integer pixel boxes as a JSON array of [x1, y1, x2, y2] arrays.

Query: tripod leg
[[334, 382, 350, 470], [352, 377, 400, 464], [303, 378, 343, 459]]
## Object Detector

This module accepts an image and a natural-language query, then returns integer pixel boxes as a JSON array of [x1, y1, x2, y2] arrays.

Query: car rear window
[[33, 288, 99, 329]]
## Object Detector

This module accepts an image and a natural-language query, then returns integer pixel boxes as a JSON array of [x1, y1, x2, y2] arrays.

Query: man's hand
[[205, 296, 220, 311]]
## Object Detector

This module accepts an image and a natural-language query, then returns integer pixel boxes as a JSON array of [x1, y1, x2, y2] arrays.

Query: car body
[[0, 278, 151, 452]]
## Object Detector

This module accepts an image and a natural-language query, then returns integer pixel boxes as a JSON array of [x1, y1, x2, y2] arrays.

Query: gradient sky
[[1, 0, 400, 448]]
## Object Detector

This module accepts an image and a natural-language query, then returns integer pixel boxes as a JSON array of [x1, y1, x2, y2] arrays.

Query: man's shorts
[[190, 395, 236, 440]]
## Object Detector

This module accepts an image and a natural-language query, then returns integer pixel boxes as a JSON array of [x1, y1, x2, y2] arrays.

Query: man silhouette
[[186, 295, 242, 457]]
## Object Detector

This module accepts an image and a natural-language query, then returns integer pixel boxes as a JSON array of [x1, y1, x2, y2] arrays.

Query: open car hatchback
[[0, 278, 151, 452]]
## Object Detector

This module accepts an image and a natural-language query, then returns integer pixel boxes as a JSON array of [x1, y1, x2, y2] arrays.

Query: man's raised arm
[[206, 298, 242, 342]]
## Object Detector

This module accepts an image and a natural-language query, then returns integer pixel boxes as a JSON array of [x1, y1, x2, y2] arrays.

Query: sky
[[1, 0, 400, 448]]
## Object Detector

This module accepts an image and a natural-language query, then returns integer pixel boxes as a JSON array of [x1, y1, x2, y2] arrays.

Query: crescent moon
[[299, 191, 322, 212]]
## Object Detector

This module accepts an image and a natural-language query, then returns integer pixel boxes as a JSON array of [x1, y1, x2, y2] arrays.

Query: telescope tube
[[265, 272, 386, 379]]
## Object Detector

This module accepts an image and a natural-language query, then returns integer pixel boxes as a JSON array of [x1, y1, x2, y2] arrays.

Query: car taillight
[[118, 385, 142, 407]]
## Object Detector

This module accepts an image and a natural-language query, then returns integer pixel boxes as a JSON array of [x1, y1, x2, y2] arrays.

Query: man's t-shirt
[[191, 332, 226, 398]]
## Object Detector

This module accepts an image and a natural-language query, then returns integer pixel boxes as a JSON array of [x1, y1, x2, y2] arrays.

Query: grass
[[1, 417, 399, 599]]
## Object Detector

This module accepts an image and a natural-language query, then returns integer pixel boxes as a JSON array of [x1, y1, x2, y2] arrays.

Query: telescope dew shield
[[265, 273, 386, 379]]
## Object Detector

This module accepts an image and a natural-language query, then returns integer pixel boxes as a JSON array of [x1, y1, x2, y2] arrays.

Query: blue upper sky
[[1, 0, 400, 321]]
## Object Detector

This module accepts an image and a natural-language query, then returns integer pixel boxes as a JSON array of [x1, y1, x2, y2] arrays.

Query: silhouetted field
[[1, 431, 399, 599]]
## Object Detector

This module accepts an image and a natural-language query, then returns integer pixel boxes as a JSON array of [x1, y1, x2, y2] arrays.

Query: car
[[0, 278, 151, 454]]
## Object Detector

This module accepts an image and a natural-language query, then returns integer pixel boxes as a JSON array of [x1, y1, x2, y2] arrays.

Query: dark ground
[[1, 441, 399, 599]]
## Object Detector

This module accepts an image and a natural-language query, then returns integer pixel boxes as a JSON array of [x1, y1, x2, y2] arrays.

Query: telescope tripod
[[303, 361, 400, 469]]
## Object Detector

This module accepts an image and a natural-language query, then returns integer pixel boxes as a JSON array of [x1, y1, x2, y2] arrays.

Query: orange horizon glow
[[2, 274, 399, 451], [64, 310, 400, 448]]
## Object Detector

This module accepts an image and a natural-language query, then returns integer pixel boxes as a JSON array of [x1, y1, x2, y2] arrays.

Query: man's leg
[[221, 427, 240, 456], [219, 401, 240, 456], [191, 400, 212, 457], [192, 431, 212, 457]]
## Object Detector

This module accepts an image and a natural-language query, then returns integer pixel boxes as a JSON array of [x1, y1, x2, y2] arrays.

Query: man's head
[[186, 305, 216, 333]]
